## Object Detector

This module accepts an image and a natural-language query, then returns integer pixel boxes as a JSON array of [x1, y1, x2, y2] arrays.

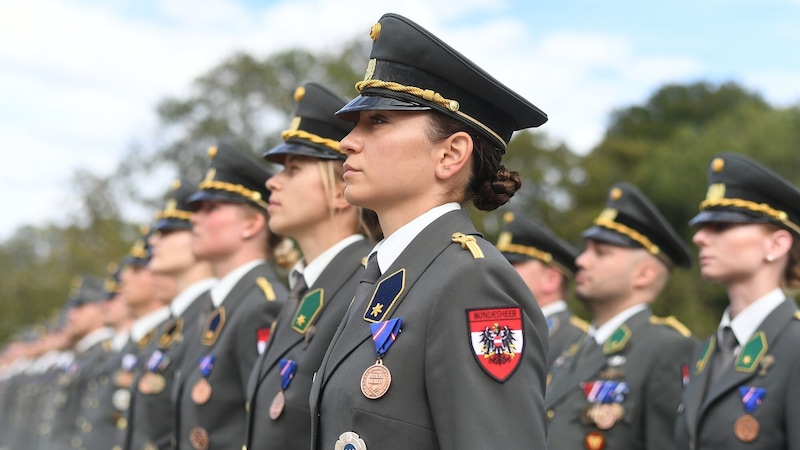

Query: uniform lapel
[[698, 299, 797, 417], [319, 210, 478, 389], [684, 336, 714, 441]]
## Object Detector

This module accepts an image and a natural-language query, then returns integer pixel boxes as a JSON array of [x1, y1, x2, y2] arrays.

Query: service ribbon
[[198, 354, 216, 378], [146, 350, 164, 372], [121, 353, 138, 371], [581, 380, 629, 404], [738, 386, 766, 414], [370, 318, 402, 357], [279, 359, 297, 390]]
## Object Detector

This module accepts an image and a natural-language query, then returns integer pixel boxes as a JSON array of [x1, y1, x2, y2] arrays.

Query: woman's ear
[[435, 131, 473, 181]]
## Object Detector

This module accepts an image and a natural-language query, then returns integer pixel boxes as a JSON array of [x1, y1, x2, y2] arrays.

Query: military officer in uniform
[[74, 233, 172, 450], [38, 275, 114, 450], [174, 143, 288, 450], [545, 182, 696, 450], [495, 211, 588, 367], [675, 152, 800, 450], [121, 179, 216, 450], [309, 13, 550, 449], [243, 82, 379, 449]]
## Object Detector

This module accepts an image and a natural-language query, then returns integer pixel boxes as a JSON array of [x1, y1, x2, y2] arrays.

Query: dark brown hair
[[426, 112, 521, 211]]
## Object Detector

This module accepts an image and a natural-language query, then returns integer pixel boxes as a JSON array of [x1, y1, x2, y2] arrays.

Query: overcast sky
[[1, 0, 799, 240]]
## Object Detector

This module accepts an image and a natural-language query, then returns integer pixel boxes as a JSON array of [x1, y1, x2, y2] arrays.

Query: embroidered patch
[[735, 331, 767, 372], [467, 307, 524, 382], [158, 318, 184, 349], [292, 288, 324, 333], [201, 307, 226, 346], [362, 269, 405, 323]]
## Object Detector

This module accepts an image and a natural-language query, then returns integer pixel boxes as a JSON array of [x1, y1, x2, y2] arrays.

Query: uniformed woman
[[242, 82, 380, 450], [675, 152, 800, 449], [308, 13, 550, 450], [173, 144, 289, 450]]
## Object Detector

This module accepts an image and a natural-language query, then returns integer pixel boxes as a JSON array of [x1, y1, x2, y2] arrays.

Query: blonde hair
[[317, 158, 382, 242]]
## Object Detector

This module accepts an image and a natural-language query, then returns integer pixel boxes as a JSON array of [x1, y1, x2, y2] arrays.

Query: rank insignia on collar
[[735, 331, 767, 372], [158, 318, 184, 349], [695, 337, 714, 374], [201, 307, 226, 346], [292, 288, 324, 333], [468, 307, 524, 382], [362, 269, 405, 323], [602, 324, 631, 354]]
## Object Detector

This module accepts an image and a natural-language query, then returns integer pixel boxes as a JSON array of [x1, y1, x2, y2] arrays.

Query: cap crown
[[189, 143, 273, 210], [264, 82, 354, 162], [338, 13, 547, 152], [691, 152, 800, 235], [583, 182, 692, 268], [153, 178, 197, 231], [496, 211, 578, 276]]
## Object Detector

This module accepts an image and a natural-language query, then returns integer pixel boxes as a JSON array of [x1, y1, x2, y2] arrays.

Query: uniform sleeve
[[645, 332, 696, 450], [787, 342, 800, 450], [424, 255, 548, 450]]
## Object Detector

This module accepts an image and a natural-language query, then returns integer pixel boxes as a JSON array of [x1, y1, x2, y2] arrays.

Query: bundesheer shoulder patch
[[468, 307, 524, 382], [201, 307, 226, 346], [362, 269, 405, 323], [292, 288, 324, 333]]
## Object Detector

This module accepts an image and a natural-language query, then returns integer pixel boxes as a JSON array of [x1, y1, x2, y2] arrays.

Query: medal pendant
[[112, 388, 131, 411], [591, 404, 617, 430], [269, 390, 285, 420], [191, 377, 212, 405], [139, 372, 166, 395], [114, 370, 133, 388], [189, 427, 210, 450], [360, 359, 392, 399], [734, 413, 759, 443]]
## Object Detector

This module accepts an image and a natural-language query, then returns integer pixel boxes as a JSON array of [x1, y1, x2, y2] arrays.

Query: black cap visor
[[263, 141, 343, 164], [152, 218, 192, 233], [581, 226, 642, 250], [689, 209, 772, 227], [336, 93, 431, 122], [187, 190, 252, 209]]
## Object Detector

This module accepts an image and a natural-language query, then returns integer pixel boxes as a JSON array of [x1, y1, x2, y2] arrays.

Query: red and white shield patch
[[467, 307, 524, 382]]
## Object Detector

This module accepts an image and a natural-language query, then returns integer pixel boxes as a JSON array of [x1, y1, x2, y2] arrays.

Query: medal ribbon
[[146, 350, 164, 372], [738, 386, 766, 414], [198, 354, 216, 378], [370, 318, 402, 357], [581, 380, 629, 404], [121, 353, 138, 371], [279, 359, 297, 390]]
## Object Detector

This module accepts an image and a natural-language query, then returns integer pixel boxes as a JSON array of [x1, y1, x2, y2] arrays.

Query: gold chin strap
[[197, 180, 268, 210], [700, 197, 800, 235], [355, 78, 506, 149], [280, 129, 343, 155]]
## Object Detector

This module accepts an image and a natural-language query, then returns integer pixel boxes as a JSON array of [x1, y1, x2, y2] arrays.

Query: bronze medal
[[360, 360, 392, 399], [269, 390, 285, 420], [114, 370, 134, 388], [584, 431, 606, 450], [591, 404, 617, 430], [189, 427, 210, 450], [734, 414, 759, 443], [139, 372, 166, 395], [191, 378, 212, 405]]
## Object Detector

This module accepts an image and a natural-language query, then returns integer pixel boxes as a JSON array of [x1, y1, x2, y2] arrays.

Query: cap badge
[[706, 183, 726, 201], [496, 231, 512, 248], [363, 58, 376, 82], [598, 208, 618, 222], [711, 157, 725, 172], [293, 86, 305, 101], [369, 22, 381, 41], [207, 146, 217, 158], [610, 187, 622, 201], [503, 211, 515, 223]]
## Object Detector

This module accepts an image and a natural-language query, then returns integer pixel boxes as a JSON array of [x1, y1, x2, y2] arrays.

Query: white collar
[[292, 235, 365, 288], [210, 259, 264, 307], [540, 300, 568, 318], [720, 287, 785, 348], [170, 278, 217, 317], [130, 306, 171, 342], [373, 203, 460, 273], [589, 303, 648, 345], [74, 327, 114, 353]]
